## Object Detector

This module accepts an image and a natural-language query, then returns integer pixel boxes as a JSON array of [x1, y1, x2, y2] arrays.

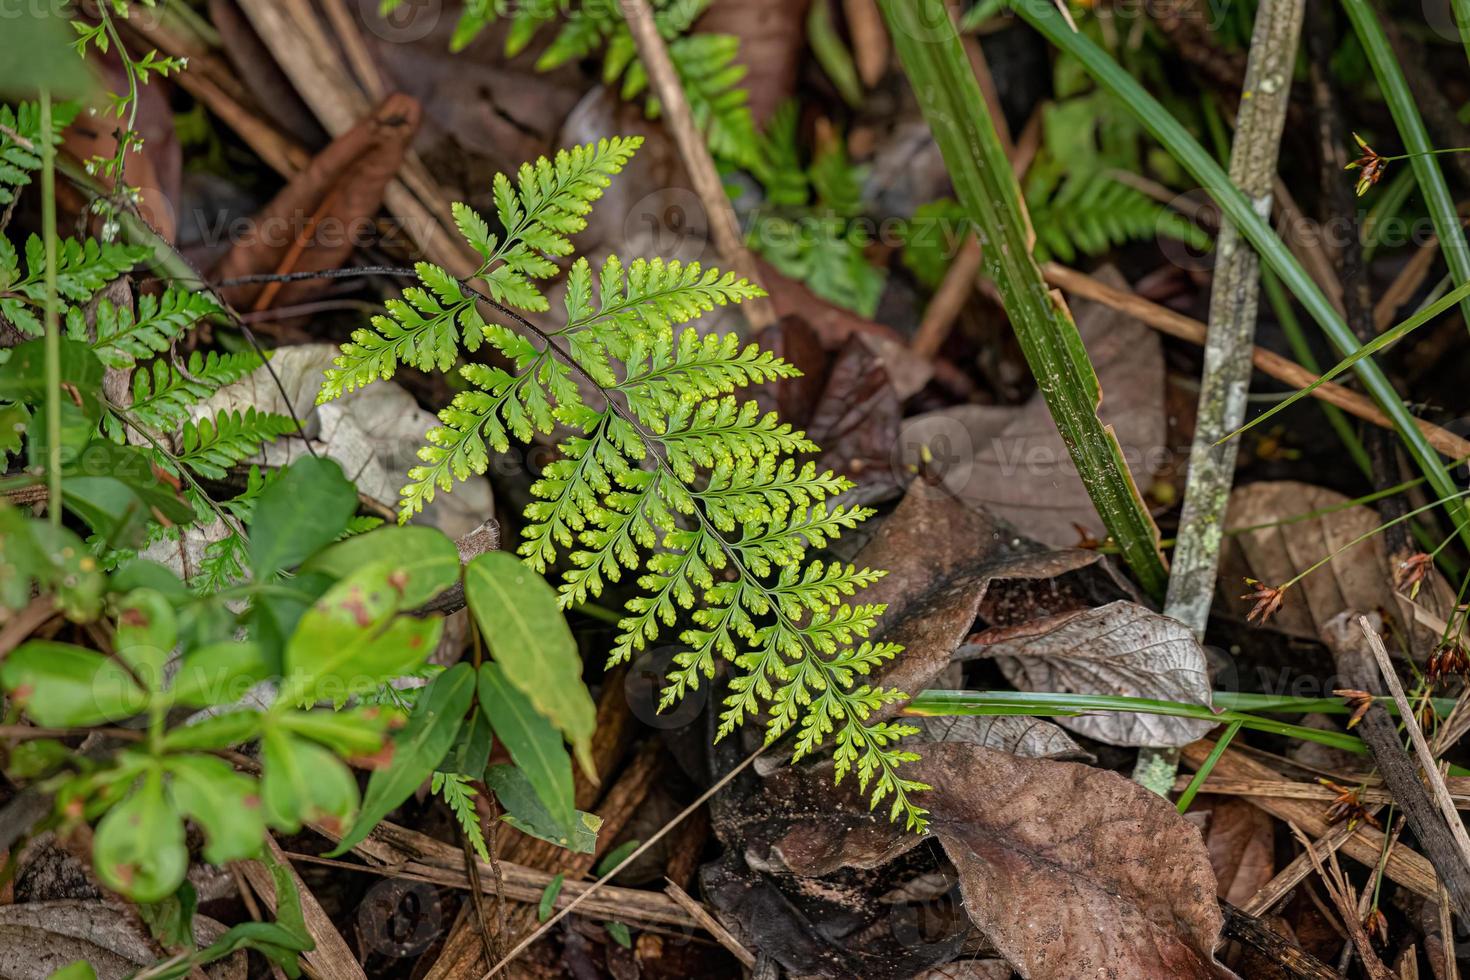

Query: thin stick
[[478, 746, 764, 978], [616, 0, 776, 330], [663, 879, 756, 968], [1361, 616, 1470, 882], [1138, 0, 1304, 791]]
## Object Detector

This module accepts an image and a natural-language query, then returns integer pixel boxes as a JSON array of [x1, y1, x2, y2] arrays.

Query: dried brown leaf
[[0, 900, 243, 980], [963, 600, 1216, 747], [1199, 797, 1276, 906], [897, 267, 1167, 548]]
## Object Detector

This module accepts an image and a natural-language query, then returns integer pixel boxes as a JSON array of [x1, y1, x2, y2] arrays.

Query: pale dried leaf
[[962, 600, 1215, 747], [910, 714, 1092, 762], [1200, 797, 1275, 906], [0, 900, 242, 980], [897, 267, 1166, 548], [1221, 481, 1454, 654]]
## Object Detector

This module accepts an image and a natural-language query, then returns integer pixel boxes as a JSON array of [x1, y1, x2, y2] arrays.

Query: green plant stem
[[1010, 0, 1470, 552], [1260, 269, 1374, 478], [1341, 0, 1470, 332], [881, 0, 1168, 599], [40, 88, 61, 529], [1453, 0, 1470, 75]]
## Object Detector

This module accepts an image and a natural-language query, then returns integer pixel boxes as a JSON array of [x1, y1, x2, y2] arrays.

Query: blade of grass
[[1009, 0, 1470, 551], [1341, 0, 1470, 331], [879, 0, 1168, 599], [1176, 719, 1242, 812]]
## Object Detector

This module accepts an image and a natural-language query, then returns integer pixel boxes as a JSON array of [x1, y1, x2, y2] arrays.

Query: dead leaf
[[1198, 797, 1275, 906], [961, 601, 1216, 747], [805, 337, 904, 502], [850, 480, 1124, 720], [212, 93, 421, 311], [897, 266, 1167, 548], [909, 714, 1092, 763], [1220, 481, 1456, 654], [0, 900, 243, 980], [752, 315, 832, 428], [764, 742, 1230, 979]]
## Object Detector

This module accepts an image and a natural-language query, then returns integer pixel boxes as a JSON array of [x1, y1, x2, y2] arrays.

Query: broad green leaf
[[250, 570, 335, 674], [0, 339, 103, 414], [1, 640, 147, 726], [8, 738, 69, 779], [303, 525, 460, 606], [248, 457, 358, 577], [260, 728, 359, 834], [162, 710, 263, 752], [0, 507, 104, 619], [114, 587, 177, 686], [167, 754, 265, 864], [478, 663, 575, 834], [282, 561, 445, 706], [485, 763, 599, 853], [93, 768, 188, 903], [45, 964, 98, 980], [169, 641, 269, 708], [464, 553, 597, 777], [329, 662, 476, 856], [110, 559, 190, 601], [277, 707, 397, 757]]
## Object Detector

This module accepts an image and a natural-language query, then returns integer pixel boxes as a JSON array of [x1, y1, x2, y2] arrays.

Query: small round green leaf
[[93, 769, 188, 903]]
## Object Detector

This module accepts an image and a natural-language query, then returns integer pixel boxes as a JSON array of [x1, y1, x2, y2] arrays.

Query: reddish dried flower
[[1346, 133, 1388, 197], [1393, 552, 1434, 598], [1333, 689, 1376, 730], [1071, 523, 1102, 550], [1241, 579, 1285, 624], [1320, 779, 1381, 832], [1428, 641, 1470, 684], [1362, 906, 1389, 944]]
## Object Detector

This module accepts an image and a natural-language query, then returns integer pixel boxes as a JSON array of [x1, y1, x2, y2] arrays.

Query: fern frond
[[382, 144, 929, 831], [85, 287, 224, 368], [0, 235, 148, 336], [432, 772, 489, 863], [105, 351, 264, 441], [167, 408, 299, 481], [1028, 171, 1210, 263], [0, 101, 79, 207]]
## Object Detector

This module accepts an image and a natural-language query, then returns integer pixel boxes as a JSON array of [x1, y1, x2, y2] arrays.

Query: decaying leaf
[[747, 742, 1229, 979], [1198, 797, 1275, 907], [961, 600, 1216, 747], [1220, 481, 1456, 654], [909, 714, 1091, 763], [897, 267, 1167, 548], [212, 94, 421, 311], [0, 900, 243, 980], [851, 479, 1128, 718]]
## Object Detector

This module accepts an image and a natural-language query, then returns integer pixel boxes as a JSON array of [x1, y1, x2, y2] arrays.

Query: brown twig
[[664, 879, 756, 968], [615, 0, 776, 329], [1290, 823, 1395, 980]]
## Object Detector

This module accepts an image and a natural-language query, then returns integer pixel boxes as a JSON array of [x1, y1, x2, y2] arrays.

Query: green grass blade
[[879, 0, 1168, 599], [1341, 0, 1470, 329], [1176, 719, 1241, 812], [1224, 279, 1470, 441], [1009, 0, 1470, 549]]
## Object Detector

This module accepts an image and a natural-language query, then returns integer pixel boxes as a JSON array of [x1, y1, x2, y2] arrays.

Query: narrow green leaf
[[880, 0, 1168, 598], [114, 587, 177, 686], [478, 662, 576, 833], [538, 873, 564, 922], [443, 703, 494, 778], [464, 553, 597, 777], [249, 457, 359, 577], [329, 662, 476, 856], [46, 963, 98, 980], [0, 640, 148, 726], [138, 881, 198, 950], [485, 763, 600, 853]]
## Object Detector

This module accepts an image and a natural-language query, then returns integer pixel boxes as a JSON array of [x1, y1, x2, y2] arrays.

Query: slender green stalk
[[1260, 269, 1374, 478], [1010, 0, 1470, 551], [40, 88, 61, 528], [1341, 0, 1470, 332], [1176, 719, 1241, 812], [881, 0, 1168, 599], [1452, 0, 1470, 75]]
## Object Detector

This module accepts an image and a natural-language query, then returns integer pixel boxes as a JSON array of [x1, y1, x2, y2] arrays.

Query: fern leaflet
[[165, 408, 300, 481], [433, 772, 489, 863]]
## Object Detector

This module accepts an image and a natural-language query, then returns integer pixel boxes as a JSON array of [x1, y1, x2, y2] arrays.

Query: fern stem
[[39, 88, 61, 528]]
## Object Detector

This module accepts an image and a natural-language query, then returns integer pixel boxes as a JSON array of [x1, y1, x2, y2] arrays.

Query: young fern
[[320, 139, 929, 830]]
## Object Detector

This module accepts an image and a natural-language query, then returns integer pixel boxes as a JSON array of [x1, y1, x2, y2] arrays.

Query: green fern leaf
[[1, 235, 148, 336], [107, 351, 264, 441], [0, 101, 80, 207], [167, 408, 299, 481], [86, 287, 224, 368]]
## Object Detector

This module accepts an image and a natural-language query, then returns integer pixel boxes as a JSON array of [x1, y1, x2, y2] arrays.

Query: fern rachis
[[320, 139, 929, 830]]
